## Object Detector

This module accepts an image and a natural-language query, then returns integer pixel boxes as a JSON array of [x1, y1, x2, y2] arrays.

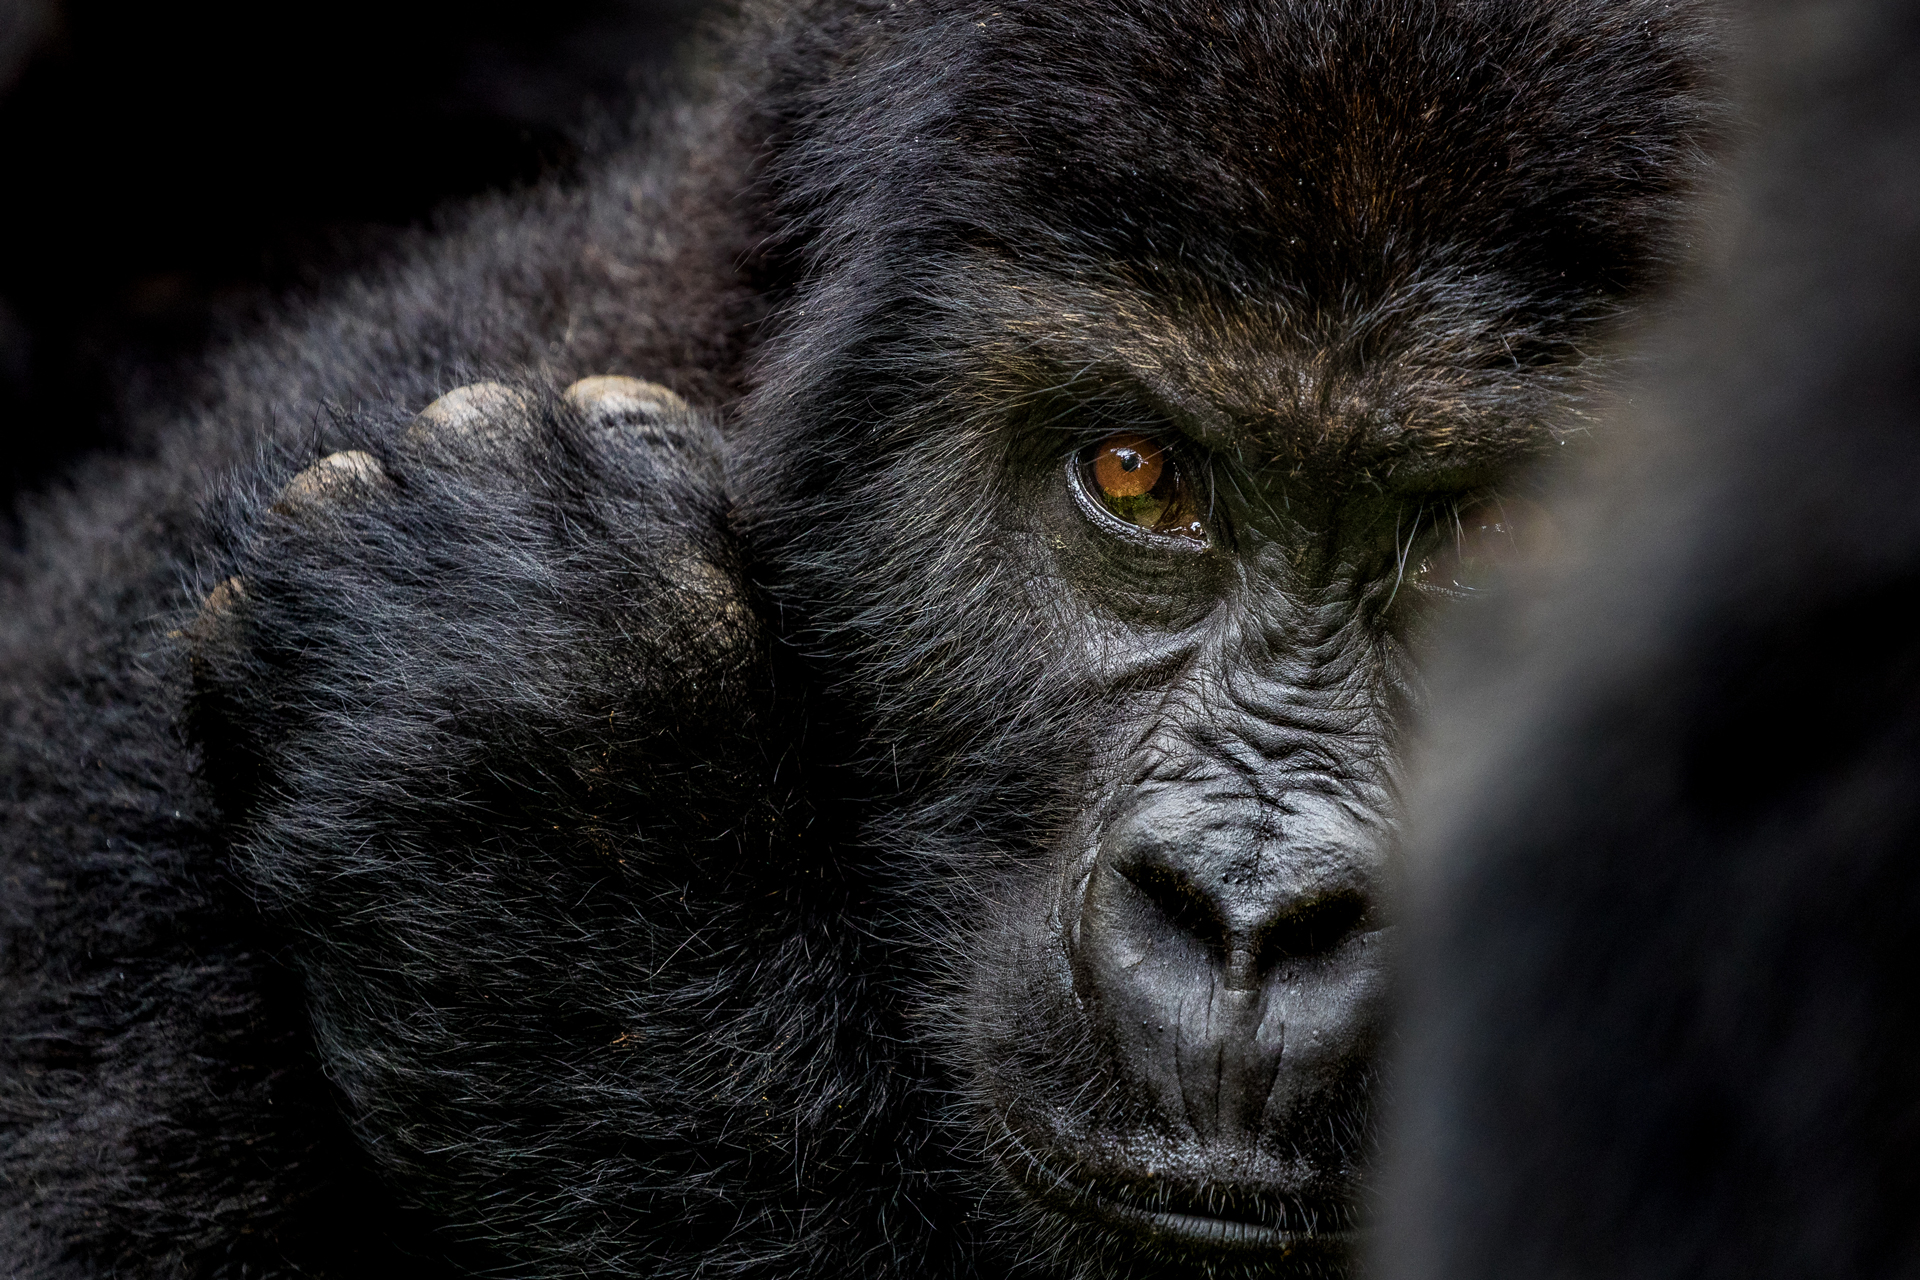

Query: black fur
[[2, 1, 1720, 1275], [1378, 0, 1920, 1274]]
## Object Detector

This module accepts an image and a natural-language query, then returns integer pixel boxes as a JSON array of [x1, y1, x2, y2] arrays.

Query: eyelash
[[1395, 494, 1546, 598]]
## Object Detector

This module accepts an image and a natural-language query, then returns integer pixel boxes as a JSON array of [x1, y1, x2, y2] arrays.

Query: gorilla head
[[720, 0, 1720, 1270], [0, 1, 1720, 1277]]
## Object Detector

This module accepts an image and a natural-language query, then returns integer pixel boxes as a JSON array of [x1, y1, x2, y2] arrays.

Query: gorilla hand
[[182, 376, 785, 1274]]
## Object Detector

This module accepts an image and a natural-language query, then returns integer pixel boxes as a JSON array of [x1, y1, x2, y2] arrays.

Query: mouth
[[997, 1133, 1357, 1259], [1078, 1195, 1354, 1255]]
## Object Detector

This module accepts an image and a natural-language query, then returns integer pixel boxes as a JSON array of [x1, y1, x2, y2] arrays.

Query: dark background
[[0, 0, 704, 526]]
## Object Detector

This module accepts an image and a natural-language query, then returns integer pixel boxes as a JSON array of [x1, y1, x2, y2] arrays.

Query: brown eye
[[1078, 431, 1205, 541], [1413, 497, 1551, 594], [1093, 433, 1164, 497]]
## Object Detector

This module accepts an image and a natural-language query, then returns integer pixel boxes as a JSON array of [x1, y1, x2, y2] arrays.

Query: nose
[[1069, 787, 1382, 1143]]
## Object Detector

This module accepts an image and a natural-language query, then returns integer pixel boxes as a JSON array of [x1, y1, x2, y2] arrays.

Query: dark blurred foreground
[[0, 0, 701, 520], [1378, 0, 1920, 1276]]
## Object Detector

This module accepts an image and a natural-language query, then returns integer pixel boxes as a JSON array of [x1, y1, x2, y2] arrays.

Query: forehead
[[925, 0, 1710, 300]]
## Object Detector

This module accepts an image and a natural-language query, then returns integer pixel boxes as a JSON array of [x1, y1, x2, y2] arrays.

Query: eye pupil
[[1092, 433, 1164, 498]]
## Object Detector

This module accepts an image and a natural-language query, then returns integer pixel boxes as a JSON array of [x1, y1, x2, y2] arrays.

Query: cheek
[[1019, 459, 1227, 633], [835, 514, 1095, 771], [959, 849, 1099, 1109]]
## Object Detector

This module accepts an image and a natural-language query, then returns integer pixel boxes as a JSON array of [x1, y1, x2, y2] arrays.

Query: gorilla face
[[719, 0, 1717, 1263], [1002, 389, 1536, 1269], [739, 247, 1581, 1272]]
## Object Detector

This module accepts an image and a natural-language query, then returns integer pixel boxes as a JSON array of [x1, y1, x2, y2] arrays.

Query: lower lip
[[1085, 1195, 1350, 1255], [1003, 1151, 1351, 1256]]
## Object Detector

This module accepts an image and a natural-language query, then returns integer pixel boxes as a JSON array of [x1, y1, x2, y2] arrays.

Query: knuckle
[[562, 375, 688, 428], [271, 449, 387, 515], [178, 575, 247, 651], [409, 381, 533, 445]]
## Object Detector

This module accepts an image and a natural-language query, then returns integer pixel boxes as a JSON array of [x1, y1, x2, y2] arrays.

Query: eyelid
[[1078, 367, 1236, 454], [1023, 350, 1228, 453], [1060, 419, 1181, 453]]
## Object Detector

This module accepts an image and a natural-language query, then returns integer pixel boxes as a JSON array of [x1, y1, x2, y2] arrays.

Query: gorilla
[[0, 0, 1720, 1275], [1377, 0, 1920, 1274]]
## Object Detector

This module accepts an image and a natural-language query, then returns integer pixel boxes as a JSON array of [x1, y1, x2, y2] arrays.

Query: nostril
[[1110, 859, 1371, 972], [1258, 891, 1370, 960], [1118, 861, 1223, 950], [1104, 863, 1371, 997]]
